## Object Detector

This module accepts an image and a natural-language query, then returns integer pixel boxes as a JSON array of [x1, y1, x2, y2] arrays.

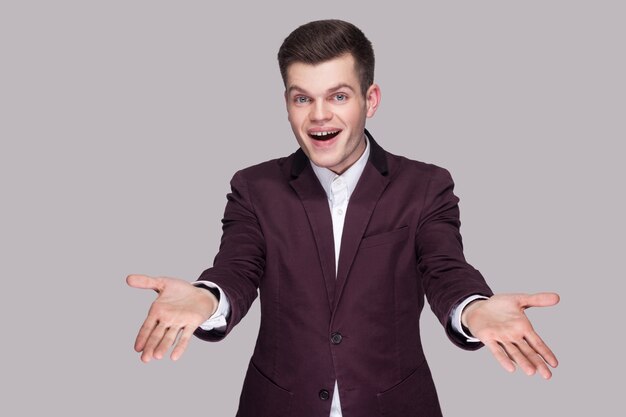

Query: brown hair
[[277, 19, 375, 96]]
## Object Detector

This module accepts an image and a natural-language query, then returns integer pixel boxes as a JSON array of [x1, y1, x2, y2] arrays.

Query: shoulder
[[231, 153, 296, 182], [386, 150, 454, 184], [225, 152, 301, 198]]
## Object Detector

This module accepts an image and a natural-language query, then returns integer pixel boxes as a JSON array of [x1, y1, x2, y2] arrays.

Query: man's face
[[285, 53, 380, 174]]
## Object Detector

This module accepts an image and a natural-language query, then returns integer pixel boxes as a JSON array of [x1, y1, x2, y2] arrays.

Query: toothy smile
[[308, 130, 341, 141]]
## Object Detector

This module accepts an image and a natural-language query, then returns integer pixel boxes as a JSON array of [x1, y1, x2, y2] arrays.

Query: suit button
[[331, 332, 343, 345], [319, 389, 330, 400]]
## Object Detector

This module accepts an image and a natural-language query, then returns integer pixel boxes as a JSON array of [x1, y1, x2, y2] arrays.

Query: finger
[[141, 322, 168, 363], [154, 327, 182, 360], [134, 315, 158, 352], [517, 338, 554, 379], [501, 342, 536, 376], [521, 292, 560, 309], [513, 339, 553, 378], [171, 326, 195, 361], [484, 340, 516, 373], [126, 274, 162, 291], [525, 333, 559, 369], [526, 350, 553, 380]]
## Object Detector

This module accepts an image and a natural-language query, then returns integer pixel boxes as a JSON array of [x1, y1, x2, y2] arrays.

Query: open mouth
[[308, 130, 341, 141]]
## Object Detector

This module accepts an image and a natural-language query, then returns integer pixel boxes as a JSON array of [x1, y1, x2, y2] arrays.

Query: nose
[[309, 100, 332, 123]]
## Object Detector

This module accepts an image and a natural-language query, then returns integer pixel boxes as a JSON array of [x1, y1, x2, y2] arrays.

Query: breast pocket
[[360, 226, 409, 249]]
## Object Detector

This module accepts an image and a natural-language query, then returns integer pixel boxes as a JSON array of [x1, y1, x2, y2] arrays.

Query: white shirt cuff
[[192, 281, 231, 332], [451, 294, 489, 343]]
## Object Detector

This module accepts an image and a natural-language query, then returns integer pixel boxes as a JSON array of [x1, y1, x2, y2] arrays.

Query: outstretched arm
[[126, 274, 218, 363], [462, 292, 560, 379]]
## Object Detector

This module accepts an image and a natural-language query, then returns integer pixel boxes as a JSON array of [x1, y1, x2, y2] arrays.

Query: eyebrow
[[287, 83, 356, 96]]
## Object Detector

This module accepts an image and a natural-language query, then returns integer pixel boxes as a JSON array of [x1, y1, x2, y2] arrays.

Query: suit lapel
[[288, 131, 392, 313], [333, 160, 390, 311], [289, 150, 336, 311]]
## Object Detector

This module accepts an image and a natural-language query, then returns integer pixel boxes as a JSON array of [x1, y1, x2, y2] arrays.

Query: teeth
[[310, 130, 339, 137]]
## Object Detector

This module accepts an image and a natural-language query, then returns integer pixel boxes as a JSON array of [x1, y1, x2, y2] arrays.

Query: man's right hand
[[126, 274, 218, 362]]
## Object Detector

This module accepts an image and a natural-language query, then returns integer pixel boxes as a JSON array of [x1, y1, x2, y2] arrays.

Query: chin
[[308, 152, 341, 169]]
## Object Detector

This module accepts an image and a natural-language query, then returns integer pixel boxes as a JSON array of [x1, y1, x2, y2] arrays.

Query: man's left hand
[[462, 292, 560, 379]]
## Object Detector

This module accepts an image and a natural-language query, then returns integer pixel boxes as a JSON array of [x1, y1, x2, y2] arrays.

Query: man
[[127, 19, 559, 417]]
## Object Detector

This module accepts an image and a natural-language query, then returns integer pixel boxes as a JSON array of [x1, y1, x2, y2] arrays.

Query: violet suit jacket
[[194, 130, 493, 417]]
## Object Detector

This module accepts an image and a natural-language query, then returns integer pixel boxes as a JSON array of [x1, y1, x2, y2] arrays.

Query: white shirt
[[195, 136, 485, 415]]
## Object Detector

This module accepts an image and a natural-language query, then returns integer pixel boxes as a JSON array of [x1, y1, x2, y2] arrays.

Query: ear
[[365, 83, 381, 118]]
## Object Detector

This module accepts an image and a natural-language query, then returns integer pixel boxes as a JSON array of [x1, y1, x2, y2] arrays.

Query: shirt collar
[[310, 135, 370, 202]]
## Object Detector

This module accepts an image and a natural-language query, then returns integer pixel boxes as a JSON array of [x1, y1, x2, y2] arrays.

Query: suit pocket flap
[[237, 361, 293, 416], [376, 361, 442, 417], [360, 226, 409, 249]]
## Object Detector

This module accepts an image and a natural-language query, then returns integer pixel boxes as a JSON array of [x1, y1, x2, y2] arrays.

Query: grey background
[[1, 0, 623, 415]]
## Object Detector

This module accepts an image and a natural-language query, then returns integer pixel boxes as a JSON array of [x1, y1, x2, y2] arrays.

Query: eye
[[294, 96, 310, 104], [334, 93, 347, 102]]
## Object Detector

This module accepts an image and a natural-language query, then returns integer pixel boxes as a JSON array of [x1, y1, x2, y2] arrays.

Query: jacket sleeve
[[415, 166, 493, 350], [194, 171, 265, 342]]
